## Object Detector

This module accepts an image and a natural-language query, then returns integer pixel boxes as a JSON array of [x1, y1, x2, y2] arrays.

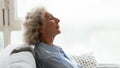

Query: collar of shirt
[[35, 42, 63, 53]]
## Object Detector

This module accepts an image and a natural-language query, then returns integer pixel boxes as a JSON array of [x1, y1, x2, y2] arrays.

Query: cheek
[[50, 20, 55, 23], [45, 20, 56, 30], [45, 24, 53, 30], [48, 22, 56, 27]]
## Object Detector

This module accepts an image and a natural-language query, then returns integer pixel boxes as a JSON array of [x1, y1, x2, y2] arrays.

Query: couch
[[0, 44, 120, 68]]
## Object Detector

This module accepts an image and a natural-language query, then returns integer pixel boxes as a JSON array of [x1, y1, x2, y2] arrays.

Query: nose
[[55, 18, 60, 24]]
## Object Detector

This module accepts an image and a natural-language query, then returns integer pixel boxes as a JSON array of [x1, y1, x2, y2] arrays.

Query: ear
[[38, 26, 44, 33]]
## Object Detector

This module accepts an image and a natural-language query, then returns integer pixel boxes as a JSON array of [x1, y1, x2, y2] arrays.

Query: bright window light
[[10, 31, 23, 44]]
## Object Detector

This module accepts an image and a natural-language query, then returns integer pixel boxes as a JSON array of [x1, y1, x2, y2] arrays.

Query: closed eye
[[49, 14, 55, 20]]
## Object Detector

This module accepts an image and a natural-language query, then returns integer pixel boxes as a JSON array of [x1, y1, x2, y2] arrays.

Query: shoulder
[[6, 52, 36, 68]]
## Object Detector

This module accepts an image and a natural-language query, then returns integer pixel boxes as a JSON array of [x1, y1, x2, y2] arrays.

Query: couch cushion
[[0, 44, 26, 68], [69, 54, 98, 68]]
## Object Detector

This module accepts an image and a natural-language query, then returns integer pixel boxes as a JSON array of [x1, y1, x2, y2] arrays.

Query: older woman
[[7, 7, 82, 68]]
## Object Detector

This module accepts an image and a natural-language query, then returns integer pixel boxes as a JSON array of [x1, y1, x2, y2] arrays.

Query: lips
[[56, 25, 59, 29]]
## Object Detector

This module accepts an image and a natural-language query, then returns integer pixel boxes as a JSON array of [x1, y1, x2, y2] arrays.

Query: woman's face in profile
[[41, 12, 61, 36]]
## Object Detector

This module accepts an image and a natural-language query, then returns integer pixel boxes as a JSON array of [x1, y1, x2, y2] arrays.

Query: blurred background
[[0, 0, 120, 64]]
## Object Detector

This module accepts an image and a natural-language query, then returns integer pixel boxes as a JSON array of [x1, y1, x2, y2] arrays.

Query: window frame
[[0, 0, 21, 48], [9, 0, 21, 27], [0, 0, 3, 26]]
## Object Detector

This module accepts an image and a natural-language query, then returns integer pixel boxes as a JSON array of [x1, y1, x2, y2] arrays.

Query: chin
[[55, 31, 61, 36], [58, 30, 61, 34]]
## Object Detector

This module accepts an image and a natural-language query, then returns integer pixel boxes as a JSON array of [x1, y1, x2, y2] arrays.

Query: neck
[[40, 34, 55, 46]]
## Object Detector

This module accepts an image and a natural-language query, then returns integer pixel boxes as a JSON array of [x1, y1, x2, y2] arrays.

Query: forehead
[[45, 12, 53, 17]]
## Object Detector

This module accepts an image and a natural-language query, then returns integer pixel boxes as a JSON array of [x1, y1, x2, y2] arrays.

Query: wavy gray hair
[[23, 7, 46, 45]]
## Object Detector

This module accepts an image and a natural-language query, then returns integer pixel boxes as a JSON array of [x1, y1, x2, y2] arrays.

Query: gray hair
[[23, 7, 46, 45]]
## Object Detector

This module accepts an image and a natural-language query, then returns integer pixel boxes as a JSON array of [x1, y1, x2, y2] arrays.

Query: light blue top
[[34, 42, 82, 68]]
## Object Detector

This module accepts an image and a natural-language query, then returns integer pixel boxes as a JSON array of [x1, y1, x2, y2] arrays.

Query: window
[[0, 31, 4, 50], [10, 31, 23, 44], [1, 0, 120, 64]]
